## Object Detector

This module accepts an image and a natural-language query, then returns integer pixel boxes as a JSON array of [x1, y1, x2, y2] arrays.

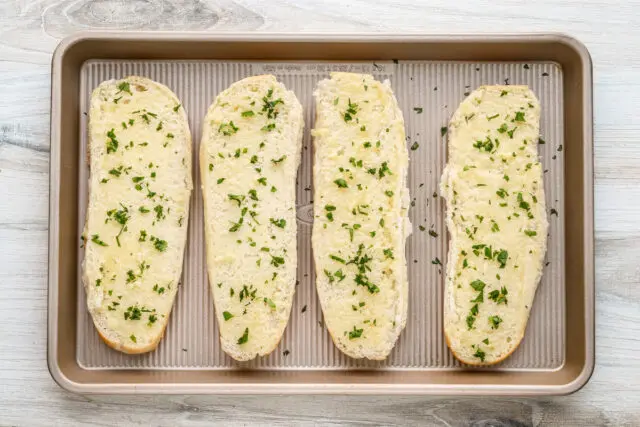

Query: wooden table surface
[[1, 0, 638, 425]]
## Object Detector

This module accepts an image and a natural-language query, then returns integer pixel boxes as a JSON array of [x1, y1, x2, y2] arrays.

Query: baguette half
[[312, 72, 410, 360], [201, 75, 303, 361], [83, 76, 192, 354], [440, 85, 548, 365]]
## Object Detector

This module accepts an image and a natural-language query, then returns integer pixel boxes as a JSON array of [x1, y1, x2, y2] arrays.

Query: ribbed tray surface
[[77, 60, 564, 370]]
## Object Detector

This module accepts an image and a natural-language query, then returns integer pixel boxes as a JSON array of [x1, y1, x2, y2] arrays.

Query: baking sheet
[[76, 59, 565, 371]]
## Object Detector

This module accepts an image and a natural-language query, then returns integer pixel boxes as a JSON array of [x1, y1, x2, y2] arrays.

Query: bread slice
[[311, 72, 410, 360], [82, 76, 192, 354], [440, 85, 548, 365], [201, 75, 303, 361]]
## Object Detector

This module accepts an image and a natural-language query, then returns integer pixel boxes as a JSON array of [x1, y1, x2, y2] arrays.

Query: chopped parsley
[[219, 121, 239, 136], [261, 123, 276, 132], [117, 81, 132, 95], [228, 194, 245, 206], [488, 286, 508, 305], [237, 328, 249, 344], [413, 107, 423, 114], [106, 129, 119, 154], [91, 234, 108, 246], [348, 326, 363, 340], [489, 315, 503, 329], [271, 155, 287, 164], [223, 311, 234, 321], [270, 218, 286, 228], [334, 178, 348, 188], [150, 236, 168, 252], [343, 99, 358, 122], [241, 110, 255, 117]]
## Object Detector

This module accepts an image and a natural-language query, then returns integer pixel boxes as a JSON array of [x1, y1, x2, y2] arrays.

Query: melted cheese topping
[[83, 77, 192, 351], [441, 85, 548, 365], [201, 75, 303, 361], [312, 73, 410, 360]]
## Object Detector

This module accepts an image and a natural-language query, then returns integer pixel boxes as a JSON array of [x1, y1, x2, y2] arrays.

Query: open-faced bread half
[[200, 75, 303, 361], [440, 85, 548, 365], [83, 76, 192, 354], [312, 72, 410, 360]]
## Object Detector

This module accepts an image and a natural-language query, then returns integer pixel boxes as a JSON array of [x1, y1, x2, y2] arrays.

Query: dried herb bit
[[514, 111, 526, 122], [130, 334, 137, 343], [428, 229, 438, 238], [410, 142, 420, 151], [538, 137, 546, 144], [223, 311, 234, 321], [550, 208, 558, 216], [237, 328, 249, 344], [487, 113, 500, 121], [500, 90, 509, 97], [343, 99, 359, 122], [413, 107, 423, 114], [432, 257, 442, 265], [524, 229, 537, 237], [488, 286, 508, 305], [348, 326, 363, 340], [117, 81, 132, 95], [440, 126, 448, 137], [106, 129, 119, 154], [383, 248, 394, 259], [153, 284, 165, 295], [497, 123, 508, 134], [217, 178, 225, 184], [91, 234, 108, 246], [219, 121, 239, 136], [241, 110, 255, 117], [334, 178, 348, 188], [489, 315, 503, 329]]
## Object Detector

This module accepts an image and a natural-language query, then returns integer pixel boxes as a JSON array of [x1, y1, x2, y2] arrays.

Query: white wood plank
[[1, 0, 639, 425]]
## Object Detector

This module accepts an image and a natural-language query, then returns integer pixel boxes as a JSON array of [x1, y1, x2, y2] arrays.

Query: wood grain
[[1, 0, 640, 425]]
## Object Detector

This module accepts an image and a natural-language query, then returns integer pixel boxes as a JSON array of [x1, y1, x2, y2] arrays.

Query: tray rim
[[48, 31, 594, 395]]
